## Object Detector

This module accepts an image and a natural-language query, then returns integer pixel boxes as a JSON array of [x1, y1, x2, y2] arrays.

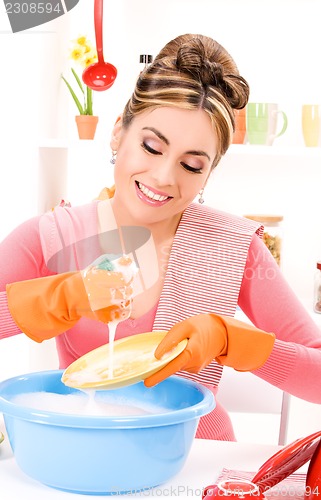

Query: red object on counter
[[202, 430, 321, 500], [203, 480, 265, 499], [305, 438, 321, 500]]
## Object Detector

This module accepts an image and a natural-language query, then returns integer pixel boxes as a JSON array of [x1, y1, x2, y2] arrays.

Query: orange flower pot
[[75, 115, 99, 140]]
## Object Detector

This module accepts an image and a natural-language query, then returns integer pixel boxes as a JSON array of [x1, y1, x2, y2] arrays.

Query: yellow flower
[[83, 52, 98, 68], [75, 36, 87, 46], [83, 44, 92, 54], [69, 36, 97, 68], [70, 46, 86, 63]]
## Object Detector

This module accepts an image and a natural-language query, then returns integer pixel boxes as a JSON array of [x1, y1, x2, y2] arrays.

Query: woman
[[1, 34, 321, 440]]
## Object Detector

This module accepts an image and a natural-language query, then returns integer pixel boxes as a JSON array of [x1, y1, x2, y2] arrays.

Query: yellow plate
[[0, 432, 4, 444], [61, 331, 187, 390]]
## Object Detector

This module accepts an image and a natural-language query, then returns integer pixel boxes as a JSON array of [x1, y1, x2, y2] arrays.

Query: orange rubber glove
[[144, 314, 275, 387], [6, 267, 133, 343]]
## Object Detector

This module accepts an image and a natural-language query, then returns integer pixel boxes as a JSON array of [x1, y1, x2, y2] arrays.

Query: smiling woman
[[1, 32, 321, 447]]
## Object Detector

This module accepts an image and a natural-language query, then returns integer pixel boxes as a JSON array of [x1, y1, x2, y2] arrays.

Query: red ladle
[[82, 0, 117, 91]]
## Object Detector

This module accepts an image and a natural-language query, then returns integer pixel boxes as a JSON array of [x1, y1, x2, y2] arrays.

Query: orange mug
[[232, 108, 246, 144]]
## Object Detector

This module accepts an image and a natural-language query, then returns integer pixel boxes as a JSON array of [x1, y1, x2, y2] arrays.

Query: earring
[[110, 150, 117, 165], [198, 188, 205, 204]]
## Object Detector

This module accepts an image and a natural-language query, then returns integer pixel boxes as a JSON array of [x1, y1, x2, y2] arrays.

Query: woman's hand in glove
[[81, 266, 133, 323], [144, 314, 275, 387], [6, 255, 136, 342]]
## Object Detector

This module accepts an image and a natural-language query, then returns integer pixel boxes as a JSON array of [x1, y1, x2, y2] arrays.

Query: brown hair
[[122, 34, 249, 168]]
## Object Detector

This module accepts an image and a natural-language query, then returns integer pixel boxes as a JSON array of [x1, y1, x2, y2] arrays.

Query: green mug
[[247, 103, 288, 145]]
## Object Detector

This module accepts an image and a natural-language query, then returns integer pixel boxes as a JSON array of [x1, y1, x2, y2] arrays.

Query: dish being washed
[[62, 331, 187, 390]]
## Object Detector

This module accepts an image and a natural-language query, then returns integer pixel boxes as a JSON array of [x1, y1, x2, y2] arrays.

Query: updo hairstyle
[[122, 34, 249, 168]]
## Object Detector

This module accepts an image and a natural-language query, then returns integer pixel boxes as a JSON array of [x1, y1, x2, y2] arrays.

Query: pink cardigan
[[1, 201, 321, 440]]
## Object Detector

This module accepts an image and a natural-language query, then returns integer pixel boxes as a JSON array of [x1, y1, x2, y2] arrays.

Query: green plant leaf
[[61, 75, 84, 115], [86, 86, 93, 115], [71, 68, 85, 95]]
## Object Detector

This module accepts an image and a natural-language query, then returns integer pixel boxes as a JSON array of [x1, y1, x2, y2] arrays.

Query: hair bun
[[175, 38, 247, 109], [176, 39, 224, 86]]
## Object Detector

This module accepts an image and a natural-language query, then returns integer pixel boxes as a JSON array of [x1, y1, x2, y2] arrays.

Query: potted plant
[[62, 36, 99, 139]]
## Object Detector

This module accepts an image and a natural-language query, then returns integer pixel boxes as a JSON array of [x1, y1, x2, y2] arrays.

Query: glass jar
[[314, 262, 321, 314], [244, 215, 283, 266]]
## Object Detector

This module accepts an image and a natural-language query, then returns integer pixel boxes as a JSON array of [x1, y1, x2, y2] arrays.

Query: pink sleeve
[[0, 216, 50, 339], [0, 203, 99, 340], [238, 234, 321, 403]]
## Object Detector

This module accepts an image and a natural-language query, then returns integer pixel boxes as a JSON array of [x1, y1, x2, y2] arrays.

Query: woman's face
[[111, 106, 218, 226]]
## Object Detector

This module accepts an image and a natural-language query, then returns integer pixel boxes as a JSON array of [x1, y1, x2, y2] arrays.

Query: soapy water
[[11, 390, 169, 417], [108, 320, 118, 379]]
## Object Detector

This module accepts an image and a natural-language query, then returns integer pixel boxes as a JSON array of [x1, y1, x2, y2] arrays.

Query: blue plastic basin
[[0, 370, 215, 495]]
